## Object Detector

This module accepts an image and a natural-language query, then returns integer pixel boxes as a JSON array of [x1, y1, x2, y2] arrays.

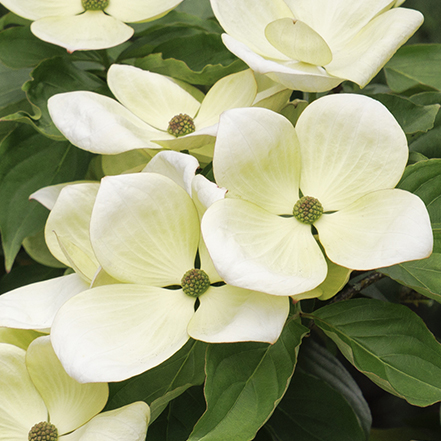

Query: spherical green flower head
[[167, 114, 196, 137], [82, 0, 109, 10], [181, 269, 210, 298], [293, 196, 323, 224], [28, 421, 58, 441]]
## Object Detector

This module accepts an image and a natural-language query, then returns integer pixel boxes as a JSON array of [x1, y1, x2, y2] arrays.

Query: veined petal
[[202, 199, 327, 296], [151, 125, 216, 151], [106, 0, 183, 22], [214, 107, 300, 215], [45, 183, 99, 277], [0, 343, 47, 440], [210, 0, 293, 59], [48, 92, 164, 154], [316, 189, 433, 270], [0, 0, 82, 20], [325, 8, 423, 87], [296, 94, 408, 211], [0, 274, 89, 330], [108, 65, 201, 131], [31, 11, 134, 52], [51, 285, 195, 382], [143, 151, 199, 197], [90, 173, 200, 286], [63, 402, 150, 441], [222, 34, 343, 93], [265, 18, 332, 66], [194, 70, 257, 129], [189, 285, 289, 343], [26, 336, 108, 435]]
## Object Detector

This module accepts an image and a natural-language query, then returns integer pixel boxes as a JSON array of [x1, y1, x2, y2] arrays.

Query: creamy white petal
[[222, 34, 342, 92], [189, 285, 289, 343], [51, 285, 195, 382], [0, 328, 42, 350], [108, 65, 201, 131], [63, 402, 150, 441], [296, 94, 408, 211], [26, 337, 108, 435], [194, 69, 257, 129], [210, 0, 292, 59], [0, 0, 82, 20], [316, 189, 433, 270], [45, 183, 99, 277], [214, 107, 300, 215], [0, 274, 89, 330], [90, 173, 200, 286], [106, 0, 183, 22], [143, 151, 199, 196], [48, 92, 164, 154], [30, 182, 83, 211], [31, 11, 134, 52], [202, 199, 327, 296], [0, 343, 47, 440], [325, 8, 423, 87], [151, 125, 217, 151]]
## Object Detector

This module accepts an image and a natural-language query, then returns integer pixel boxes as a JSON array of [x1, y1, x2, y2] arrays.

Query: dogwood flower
[[50, 157, 289, 383], [48, 66, 290, 156], [0, 0, 183, 52], [210, 0, 423, 92], [0, 336, 150, 440], [201, 94, 433, 297], [0, 182, 100, 331]]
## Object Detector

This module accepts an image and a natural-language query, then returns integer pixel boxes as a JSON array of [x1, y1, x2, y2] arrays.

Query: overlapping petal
[[316, 189, 433, 269], [296, 94, 408, 211], [188, 285, 289, 343], [0, 0, 82, 20], [26, 336, 108, 435], [201, 198, 327, 296], [51, 284, 195, 382], [106, 0, 183, 22], [214, 107, 300, 215], [90, 173, 200, 286], [31, 12, 134, 52]]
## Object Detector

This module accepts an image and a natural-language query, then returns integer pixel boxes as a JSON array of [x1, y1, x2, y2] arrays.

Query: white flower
[[0, 336, 149, 440], [0, 0, 184, 51], [201, 94, 433, 296], [210, 0, 423, 92]]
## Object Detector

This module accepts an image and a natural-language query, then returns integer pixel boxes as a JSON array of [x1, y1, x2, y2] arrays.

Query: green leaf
[[310, 298, 441, 407], [0, 61, 31, 110], [380, 159, 441, 300], [297, 339, 372, 439], [147, 387, 206, 441], [176, 0, 214, 19], [385, 44, 441, 93], [0, 126, 93, 271], [370, 93, 439, 134], [369, 427, 441, 441], [265, 371, 367, 441], [105, 339, 207, 422], [0, 26, 66, 69], [188, 318, 309, 441], [1, 57, 106, 139]]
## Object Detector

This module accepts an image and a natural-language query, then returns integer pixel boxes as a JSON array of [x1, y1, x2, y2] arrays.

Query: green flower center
[[167, 114, 196, 137], [293, 196, 323, 224], [28, 421, 58, 441], [181, 269, 210, 298], [82, 0, 109, 11]]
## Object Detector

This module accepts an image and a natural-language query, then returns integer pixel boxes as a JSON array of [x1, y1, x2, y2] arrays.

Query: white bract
[[48, 66, 289, 156], [210, 0, 423, 92], [0, 336, 149, 440], [201, 94, 433, 297], [0, 182, 100, 331], [0, 0, 183, 52], [50, 152, 289, 383]]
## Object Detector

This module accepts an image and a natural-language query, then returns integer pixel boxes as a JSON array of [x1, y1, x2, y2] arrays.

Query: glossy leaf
[[188, 318, 309, 441], [311, 299, 441, 406]]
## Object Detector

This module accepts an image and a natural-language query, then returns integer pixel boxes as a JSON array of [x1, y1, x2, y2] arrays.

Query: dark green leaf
[[369, 427, 441, 441], [105, 339, 207, 422], [188, 318, 309, 441], [0, 126, 93, 270], [310, 298, 441, 406], [0, 61, 31, 110]]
